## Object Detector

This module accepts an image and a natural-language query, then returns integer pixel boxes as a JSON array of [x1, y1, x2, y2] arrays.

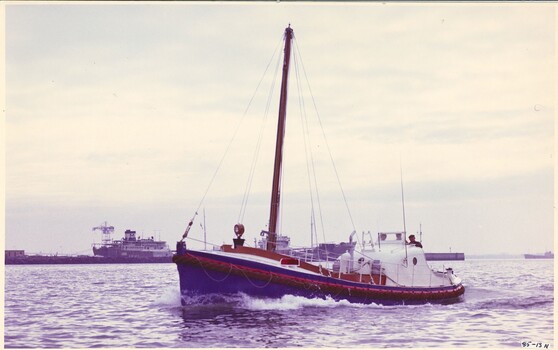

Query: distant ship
[[255, 232, 357, 262], [524, 251, 554, 259], [92, 222, 172, 259]]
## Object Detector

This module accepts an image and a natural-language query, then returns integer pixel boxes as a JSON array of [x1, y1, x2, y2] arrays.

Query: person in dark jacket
[[408, 234, 423, 248]]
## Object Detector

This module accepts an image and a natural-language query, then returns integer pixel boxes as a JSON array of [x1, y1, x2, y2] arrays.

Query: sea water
[[4, 259, 554, 348]]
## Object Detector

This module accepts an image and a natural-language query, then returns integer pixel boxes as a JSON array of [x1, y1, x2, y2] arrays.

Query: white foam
[[152, 286, 182, 307], [241, 294, 383, 311]]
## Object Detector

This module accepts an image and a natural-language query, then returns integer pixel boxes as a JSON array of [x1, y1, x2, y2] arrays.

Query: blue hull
[[173, 249, 465, 306], [176, 259, 322, 300]]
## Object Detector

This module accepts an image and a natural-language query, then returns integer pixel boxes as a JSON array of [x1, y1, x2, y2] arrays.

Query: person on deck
[[407, 234, 423, 248]]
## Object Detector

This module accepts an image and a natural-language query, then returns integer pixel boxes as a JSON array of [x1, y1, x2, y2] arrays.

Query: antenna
[[310, 210, 314, 249], [203, 208, 207, 251], [400, 156, 408, 264], [400, 158, 407, 236]]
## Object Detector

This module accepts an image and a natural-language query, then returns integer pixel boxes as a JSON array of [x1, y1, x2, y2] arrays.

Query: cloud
[[5, 3, 555, 255]]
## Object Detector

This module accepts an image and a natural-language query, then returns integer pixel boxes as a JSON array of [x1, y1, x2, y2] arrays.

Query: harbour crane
[[92, 221, 115, 245]]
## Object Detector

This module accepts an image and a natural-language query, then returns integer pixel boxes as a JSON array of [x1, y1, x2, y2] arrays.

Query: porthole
[[413, 257, 418, 265]]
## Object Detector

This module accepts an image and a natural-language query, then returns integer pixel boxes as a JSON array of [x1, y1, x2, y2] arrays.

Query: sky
[[4, 3, 555, 256]]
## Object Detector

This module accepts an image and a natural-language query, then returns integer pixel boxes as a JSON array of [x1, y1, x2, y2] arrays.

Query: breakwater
[[6, 252, 464, 264], [5, 255, 172, 265], [424, 252, 465, 261]]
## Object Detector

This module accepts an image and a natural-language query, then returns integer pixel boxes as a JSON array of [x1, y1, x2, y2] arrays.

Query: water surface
[[4, 259, 554, 348]]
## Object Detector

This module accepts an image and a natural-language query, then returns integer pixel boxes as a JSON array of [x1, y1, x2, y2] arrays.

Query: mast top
[[285, 25, 293, 36]]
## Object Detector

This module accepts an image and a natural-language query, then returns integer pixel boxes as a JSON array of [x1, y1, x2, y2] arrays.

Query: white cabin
[[333, 232, 460, 288]]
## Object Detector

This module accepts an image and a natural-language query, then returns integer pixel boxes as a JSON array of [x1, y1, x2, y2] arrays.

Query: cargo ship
[[92, 222, 172, 259], [5, 223, 173, 265], [524, 251, 554, 259]]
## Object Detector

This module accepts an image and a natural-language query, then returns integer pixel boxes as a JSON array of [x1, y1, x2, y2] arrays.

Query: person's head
[[409, 234, 416, 242]]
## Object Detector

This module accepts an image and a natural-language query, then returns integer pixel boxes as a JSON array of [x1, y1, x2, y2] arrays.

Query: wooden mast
[[267, 25, 294, 251]]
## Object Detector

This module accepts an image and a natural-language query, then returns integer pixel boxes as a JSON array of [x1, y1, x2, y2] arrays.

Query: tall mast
[[267, 25, 294, 251]]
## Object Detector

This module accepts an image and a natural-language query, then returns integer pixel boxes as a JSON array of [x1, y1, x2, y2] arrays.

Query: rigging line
[[279, 159, 285, 236], [278, 135, 289, 238], [238, 40, 283, 223], [293, 38, 316, 227], [239, 45, 282, 221], [182, 33, 284, 240], [293, 38, 357, 234], [292, 38, 329, 252], [292, 40, 327, 255], [299, 47, 327, 252], [185, 236, 222, 249]]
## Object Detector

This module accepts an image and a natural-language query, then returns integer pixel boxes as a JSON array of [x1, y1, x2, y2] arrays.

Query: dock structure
[[5, 253, 172, 265], [5, 250, 25, 258], [424, 252, 465, 261]]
